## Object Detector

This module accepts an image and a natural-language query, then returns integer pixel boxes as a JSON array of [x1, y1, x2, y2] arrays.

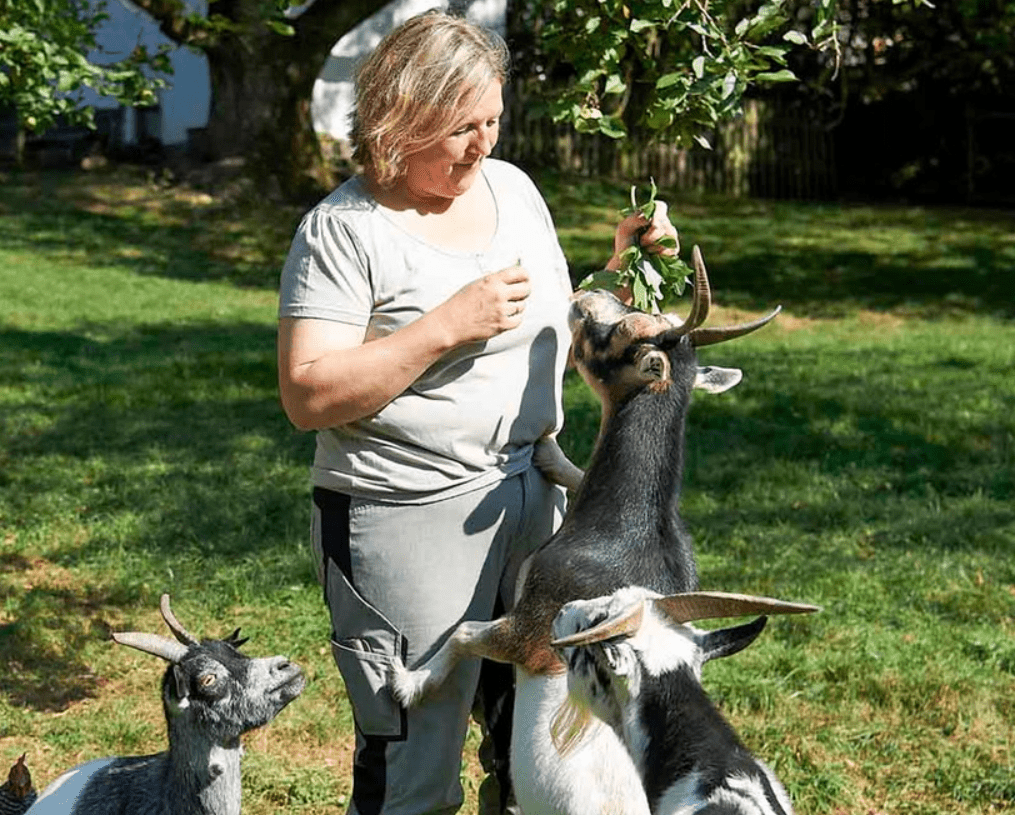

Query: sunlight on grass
[[2, 165, 1013, 814]]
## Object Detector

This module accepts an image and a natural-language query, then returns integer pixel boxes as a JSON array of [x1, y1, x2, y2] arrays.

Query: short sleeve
[[278, 207, 373, 326]]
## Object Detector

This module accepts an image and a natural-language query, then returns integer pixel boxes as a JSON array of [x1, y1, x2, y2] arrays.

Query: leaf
[[722, 71, 737, 98], [756, 69, 798, 83], [604, 74, 627, 95], [694, 133, 712, 150], [598, 117, 627, 139], [266, 19, 294, 36], [632, 275, 651, 311], [645, 106, 674, 129], [783, 30, 809, 45], [692, 55, 705, 78], [656, 71, 684, 89], [578, 269, 625, 291]]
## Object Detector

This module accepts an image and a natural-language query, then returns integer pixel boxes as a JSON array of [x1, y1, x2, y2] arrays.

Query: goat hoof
[[388, 661, 427, 707]]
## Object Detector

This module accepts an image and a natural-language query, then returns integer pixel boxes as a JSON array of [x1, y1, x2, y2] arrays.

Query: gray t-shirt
[[278, 158, 573, 503]]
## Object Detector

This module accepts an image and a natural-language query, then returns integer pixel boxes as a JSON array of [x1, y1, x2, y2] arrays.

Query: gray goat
[[552, 586, 818, 815], [27, 595, 304, 815]]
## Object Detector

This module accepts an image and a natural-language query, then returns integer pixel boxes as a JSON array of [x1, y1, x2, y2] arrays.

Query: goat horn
[[112, 631, 190, 662], [550, 601, 646, 649], [688, 305, 782, 347], [683, 246, 712, 332], [159, 594, 200, 646], [652, 591, 820, 624], [658, 245, 711, 341]]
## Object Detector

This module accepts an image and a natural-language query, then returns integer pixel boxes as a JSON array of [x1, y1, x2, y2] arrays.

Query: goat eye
[[199, 674, 217, 689]]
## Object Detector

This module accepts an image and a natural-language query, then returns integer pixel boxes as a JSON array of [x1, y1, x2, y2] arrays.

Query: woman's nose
[[472, 124, 496, 157]]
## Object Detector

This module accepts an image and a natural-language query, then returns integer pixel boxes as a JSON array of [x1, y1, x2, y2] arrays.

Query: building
[[86, 0, 506, 150]]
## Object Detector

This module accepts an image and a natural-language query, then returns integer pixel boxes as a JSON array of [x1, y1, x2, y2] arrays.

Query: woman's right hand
[[436, 263, 531, 345], [278, 264, 532, 430]]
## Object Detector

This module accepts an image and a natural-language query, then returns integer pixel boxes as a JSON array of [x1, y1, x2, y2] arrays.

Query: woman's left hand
[[607, 199, 680, 271]]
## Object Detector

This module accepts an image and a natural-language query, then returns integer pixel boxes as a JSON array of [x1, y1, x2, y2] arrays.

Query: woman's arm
[[278, 264, 531, 430]]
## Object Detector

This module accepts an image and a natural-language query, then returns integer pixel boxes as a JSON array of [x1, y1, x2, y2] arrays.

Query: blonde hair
[[351, 10, 510, 188]]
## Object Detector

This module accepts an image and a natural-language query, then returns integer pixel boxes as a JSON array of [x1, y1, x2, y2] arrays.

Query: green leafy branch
[[579, 179, 692, 312], [543, 0, 843, 147]]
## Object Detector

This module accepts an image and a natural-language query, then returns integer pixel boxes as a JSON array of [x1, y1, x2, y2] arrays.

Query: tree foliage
[[0, 0, 172, 134], [531, 0, 842, 146]]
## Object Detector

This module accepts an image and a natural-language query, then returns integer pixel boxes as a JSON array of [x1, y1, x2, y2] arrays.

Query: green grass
[[1, 165, 1013, 814]]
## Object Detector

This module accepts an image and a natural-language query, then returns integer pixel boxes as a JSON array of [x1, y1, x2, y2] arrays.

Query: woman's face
[[402, 80, 503, 205]]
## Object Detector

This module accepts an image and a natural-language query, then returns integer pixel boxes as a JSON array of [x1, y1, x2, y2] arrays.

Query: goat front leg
[[389, 617, 517, 707], [533, 435, 584, 493]]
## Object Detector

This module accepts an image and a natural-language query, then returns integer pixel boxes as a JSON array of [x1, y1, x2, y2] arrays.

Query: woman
[[277, 11, 677, 815]]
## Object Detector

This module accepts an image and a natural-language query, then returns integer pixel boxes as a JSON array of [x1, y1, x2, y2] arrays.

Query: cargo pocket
[[325, 558, 407, 741]]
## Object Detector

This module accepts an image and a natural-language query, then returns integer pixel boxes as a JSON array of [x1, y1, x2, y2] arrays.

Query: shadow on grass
[[0, 169, 303, 289], [1, 320, 317, 710], [4, 168, 1015, 316], [560, 334, 1015, 600], [543, 172, 1015, 318], [0, 578, 123, 711]]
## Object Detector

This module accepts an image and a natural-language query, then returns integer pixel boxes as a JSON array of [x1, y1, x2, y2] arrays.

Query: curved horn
[[683, 245, 712, 332], [112, 631, 190, 662], [159, 594, 200, 646], [689, 305, 782, 347], [652, 591, 820, 624], [658, 245, 712, 343], [550, 600, 646, 649]]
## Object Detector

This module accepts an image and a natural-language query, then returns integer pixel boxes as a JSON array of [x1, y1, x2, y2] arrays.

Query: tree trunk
[[134, 0, 388, 200], [203, 31, 329, 200]]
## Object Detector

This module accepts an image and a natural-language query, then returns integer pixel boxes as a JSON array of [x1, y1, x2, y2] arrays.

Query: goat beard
[[550, 698, 596, 757]]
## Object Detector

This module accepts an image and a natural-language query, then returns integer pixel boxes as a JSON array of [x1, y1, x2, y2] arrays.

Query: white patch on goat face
[[627, 605, 702, 680]]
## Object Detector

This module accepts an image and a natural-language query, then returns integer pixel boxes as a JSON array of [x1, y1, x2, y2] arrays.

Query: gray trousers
[[312, 467, 566, 815]]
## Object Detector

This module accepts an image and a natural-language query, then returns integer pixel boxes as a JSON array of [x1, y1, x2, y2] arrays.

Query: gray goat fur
[[27, 595, 304, 815]]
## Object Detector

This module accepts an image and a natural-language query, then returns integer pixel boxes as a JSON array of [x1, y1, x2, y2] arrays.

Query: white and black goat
[[552, 586, 818, 815], [27, 595, 305, 815], [389, 247, 782, 815]]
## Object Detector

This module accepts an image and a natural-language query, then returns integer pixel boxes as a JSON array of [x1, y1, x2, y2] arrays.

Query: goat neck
[[164, 732, 242, 815], [571, 344, 694, 526]]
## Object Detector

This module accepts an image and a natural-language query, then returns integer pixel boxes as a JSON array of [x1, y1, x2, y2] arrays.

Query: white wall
[[310, 0, 507, 141]]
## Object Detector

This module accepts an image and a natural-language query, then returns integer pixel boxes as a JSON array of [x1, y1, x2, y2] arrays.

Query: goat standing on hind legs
[[390, 247, 782, 815]]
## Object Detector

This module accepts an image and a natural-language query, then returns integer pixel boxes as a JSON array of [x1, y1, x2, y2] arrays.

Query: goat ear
[[169, 664, 191, 710], [550, 601, 645, 649], [693, 365, 742, 393], [698, 616, 768, 665]]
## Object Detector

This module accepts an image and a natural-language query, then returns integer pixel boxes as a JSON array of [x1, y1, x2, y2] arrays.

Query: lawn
[[1, 164, 1013, 814]]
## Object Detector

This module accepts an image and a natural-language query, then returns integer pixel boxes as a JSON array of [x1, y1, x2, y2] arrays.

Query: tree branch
[[127, 0, 230, 47]]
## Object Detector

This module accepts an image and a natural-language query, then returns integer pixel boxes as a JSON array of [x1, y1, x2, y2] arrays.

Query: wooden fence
[[496, 89, 838, 200]]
